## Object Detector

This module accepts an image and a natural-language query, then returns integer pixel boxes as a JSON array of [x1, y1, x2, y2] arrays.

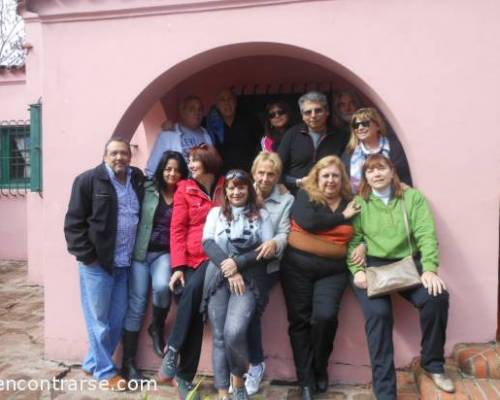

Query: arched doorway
[[114, 42, 411, 384]]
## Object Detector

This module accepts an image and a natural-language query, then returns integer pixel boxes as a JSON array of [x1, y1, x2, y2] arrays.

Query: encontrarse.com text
[[0, 378, 157, 392]]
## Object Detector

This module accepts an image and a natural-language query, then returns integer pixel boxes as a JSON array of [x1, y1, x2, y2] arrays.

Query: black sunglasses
[[352, 120, 371, 129], [268, 109, 286, 119], [225, 169, 248, 181]]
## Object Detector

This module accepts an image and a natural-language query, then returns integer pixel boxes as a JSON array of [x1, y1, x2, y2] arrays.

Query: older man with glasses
[[278, 91, 349, 194]]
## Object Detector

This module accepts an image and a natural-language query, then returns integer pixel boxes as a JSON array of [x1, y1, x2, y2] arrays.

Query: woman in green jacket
[[347, 154, 454, 399], [121, 151, 189, 381]]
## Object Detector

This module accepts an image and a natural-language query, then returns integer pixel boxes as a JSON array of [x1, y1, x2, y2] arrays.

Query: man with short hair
[[146, 95, 212, 176], [207, 88, 262, 173], [278, 91, 349, 194], [64, 137, 144, 390]]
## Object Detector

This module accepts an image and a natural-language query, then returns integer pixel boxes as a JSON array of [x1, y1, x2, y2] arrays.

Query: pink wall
[[0, 69, 29, 261], [18, 0, 499, 384]]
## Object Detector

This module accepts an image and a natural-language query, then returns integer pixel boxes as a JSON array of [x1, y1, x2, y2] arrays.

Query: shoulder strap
[[400, 195, 414, 255]]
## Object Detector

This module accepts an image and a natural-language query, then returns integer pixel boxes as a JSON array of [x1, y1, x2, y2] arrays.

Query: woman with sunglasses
[[157, 144, 224, 400], [341, 107, 412, 194], [202, 169, 273, 400], [281, 156, 360, 400], [121, 151, 189, 382], [261, 101, 292, 152], [347, 154, 453, 399]]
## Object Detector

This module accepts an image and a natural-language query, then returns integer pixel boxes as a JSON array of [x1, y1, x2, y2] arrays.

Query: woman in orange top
[[280, 155, 360, 400]]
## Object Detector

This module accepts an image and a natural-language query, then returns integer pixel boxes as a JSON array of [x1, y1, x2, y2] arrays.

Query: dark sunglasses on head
[[225, 169, 248, 181], [302, 107, 325, 117], [352, 120, 371, 129], [268, 109, 286, 119]]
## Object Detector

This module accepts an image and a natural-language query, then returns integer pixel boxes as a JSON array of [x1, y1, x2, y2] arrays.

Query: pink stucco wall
[[14, 0, 499, 383], [0, 70, 29, 261]]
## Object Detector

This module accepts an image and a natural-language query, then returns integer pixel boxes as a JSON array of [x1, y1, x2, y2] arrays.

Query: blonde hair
[[346, 107, 387, 153], [251, 151, 283, 178], [303, 155, 352, 205]]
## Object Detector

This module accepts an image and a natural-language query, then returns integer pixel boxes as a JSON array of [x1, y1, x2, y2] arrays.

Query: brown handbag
[[365, 199, 421, 298]]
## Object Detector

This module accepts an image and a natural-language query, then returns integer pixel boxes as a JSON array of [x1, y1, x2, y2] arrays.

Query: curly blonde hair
[[346, 107, 387, 153], [303, 156, 352, 205]]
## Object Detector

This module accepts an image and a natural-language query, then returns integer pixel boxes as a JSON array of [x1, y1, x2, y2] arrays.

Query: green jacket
[[133, 181, 160, 261], [347, 188, 439, 275]]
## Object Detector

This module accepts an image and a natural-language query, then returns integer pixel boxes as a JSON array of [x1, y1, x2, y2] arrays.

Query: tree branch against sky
[[0, 0, 25, 66]]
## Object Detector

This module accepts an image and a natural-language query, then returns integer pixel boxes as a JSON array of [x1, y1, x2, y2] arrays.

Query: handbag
[[365, 198, 421, 298]]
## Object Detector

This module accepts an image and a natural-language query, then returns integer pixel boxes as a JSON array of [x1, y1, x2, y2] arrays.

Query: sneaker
[[232, 385, 249, 400], [158, 346, 178, 383], [104, 374, 127, 391], [428, 372, 455, 393], [244, 362, 265, 395], [174, 376, 201, 400]]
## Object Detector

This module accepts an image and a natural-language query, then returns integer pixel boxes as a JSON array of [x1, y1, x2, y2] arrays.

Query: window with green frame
[[0, 123, 31, 189]]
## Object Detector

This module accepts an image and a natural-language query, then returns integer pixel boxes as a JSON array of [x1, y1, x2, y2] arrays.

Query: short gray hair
[[298, 91, 329, 113]]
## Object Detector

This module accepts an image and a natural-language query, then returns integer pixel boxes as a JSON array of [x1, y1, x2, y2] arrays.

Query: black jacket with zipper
[[277, 123, 349, 193], [64, 163, 144, 274]]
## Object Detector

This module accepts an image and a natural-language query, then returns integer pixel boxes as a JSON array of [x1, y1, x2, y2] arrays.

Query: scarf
[[350, 136, 390, 193]]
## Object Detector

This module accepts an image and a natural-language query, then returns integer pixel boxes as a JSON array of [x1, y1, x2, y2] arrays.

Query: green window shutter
[[29, 103, 42, 192]]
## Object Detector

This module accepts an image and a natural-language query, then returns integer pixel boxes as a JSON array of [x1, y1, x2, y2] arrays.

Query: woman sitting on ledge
[[348, 154, 454, 399]]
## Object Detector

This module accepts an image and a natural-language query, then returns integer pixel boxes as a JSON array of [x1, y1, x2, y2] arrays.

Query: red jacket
[[170, 177, 224, 269]]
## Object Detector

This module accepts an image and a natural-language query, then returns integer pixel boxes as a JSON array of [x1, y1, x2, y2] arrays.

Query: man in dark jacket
[[64, 137, 144, 390], [278, 91, 350, 194], [207, 88, 262, 173]]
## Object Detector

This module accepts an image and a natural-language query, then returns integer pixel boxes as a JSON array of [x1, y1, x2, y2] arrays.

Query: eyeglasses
[[225, 169, 248, 181], [352, 120, 371, 129], [268, 109, 286, 119], [302, 107, 325, 117]]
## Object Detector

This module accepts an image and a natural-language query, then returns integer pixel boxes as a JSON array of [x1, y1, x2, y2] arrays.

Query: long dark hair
[[153, 150, 189, 192], [221, 169, 261, 222], [264, 101, 292, 150]]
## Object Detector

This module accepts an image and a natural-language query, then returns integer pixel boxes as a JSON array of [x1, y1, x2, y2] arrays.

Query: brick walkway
[[0, 260, 498, 399]]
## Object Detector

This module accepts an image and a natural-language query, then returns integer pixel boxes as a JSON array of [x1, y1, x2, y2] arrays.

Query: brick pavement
[[1, 260, 498, 399]]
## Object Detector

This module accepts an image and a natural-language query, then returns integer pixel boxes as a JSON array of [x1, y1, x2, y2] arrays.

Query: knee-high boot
[[121, 330, 145, 381], [148, 305, 169, 357]]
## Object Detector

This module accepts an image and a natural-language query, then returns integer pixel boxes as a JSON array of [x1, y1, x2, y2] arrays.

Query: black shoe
[[315, 372, 329, 393], [121, 330, 145, 381], [148, 305, 168, 358], [300, 385, 314, 400]]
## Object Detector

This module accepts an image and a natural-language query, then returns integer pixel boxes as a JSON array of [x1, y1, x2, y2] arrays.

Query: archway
[[113, 42, 412, 383]]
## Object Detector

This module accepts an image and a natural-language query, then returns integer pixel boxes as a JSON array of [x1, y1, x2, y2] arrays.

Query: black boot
[[121, 330, 145, 381], [300, 385, 314, 400], [148, 305, 168, 358]]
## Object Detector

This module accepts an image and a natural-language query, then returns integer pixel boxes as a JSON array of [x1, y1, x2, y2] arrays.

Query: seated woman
[[280, 155, 360, 400], [348, 154, 453, 399], [261, 101, 293, 152], [341, 107, 412, 193], [157, 144, 224, 400], [122, 151, 188, 381], [202, 170, 274, 400]]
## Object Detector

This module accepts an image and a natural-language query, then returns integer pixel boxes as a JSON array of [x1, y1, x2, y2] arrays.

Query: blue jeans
[[208, 284, 256, 389], [79, 263, 129, 380], [124, 251, 172, 332]]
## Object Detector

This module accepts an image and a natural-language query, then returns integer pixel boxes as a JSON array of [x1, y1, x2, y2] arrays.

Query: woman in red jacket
[[159, 144, 224, 399]]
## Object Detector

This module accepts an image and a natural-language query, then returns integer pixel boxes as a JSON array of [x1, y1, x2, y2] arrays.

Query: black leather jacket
[[64, 163, 144, 273]]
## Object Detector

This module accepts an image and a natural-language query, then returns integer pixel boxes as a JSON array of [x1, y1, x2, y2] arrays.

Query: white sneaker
[[244, 362, 265, 396]]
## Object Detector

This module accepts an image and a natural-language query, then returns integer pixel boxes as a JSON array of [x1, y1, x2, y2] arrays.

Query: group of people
[[64, 88, 454, 400]]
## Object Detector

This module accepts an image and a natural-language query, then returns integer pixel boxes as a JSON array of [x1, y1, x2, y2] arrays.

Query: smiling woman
[[341, 107, 412, 193], [280, 156, 359, 400]]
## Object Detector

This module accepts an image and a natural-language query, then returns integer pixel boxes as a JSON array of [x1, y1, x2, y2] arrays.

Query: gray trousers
[[208, 283, 256, 389]]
